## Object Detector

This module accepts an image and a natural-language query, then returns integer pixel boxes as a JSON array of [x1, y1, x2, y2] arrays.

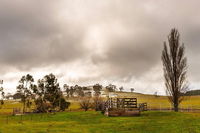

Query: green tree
[[93, 84, 102, 96], [74, 85, 84, 97], [16, 74, 35, 113], [64, 84, 70, 98], [69, 86, 75, 97], [162, 29, 188, 112], [35, 74, 70, 112], [105, 84, 116, 92], [119, 86, 124, 92], [33, 79, 47, 112], [59, 97, 70, 111], [131, 88, 134, 92], [0, 80, 4, 107]]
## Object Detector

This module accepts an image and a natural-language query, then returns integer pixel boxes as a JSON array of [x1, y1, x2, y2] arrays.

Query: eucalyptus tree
[[69, 86, 75, 97], [130, 88, 134, 92], [74, 85, 84, 97], [35, 74, 70, 112], [16, 74, 36, 113], [63, 84, 70, 98], [119, 86, 124, 92], [93, 84, 103, 96], [0, 80, 4, 107], [105, 84, 116, 92]]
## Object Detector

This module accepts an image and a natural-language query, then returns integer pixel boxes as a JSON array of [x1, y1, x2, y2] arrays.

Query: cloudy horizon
[[0, 0, 200, 95]]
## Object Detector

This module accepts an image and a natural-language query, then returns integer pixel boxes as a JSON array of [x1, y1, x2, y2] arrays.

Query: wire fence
[[0, 112, 56, 125], [0, 106, 200, 125], [0, 95, 200, 124], [147, 104, 200, 112]]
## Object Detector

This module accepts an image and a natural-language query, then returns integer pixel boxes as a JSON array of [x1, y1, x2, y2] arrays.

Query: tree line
[[15, 73, 70, 113], [0, 73, 134, 113]]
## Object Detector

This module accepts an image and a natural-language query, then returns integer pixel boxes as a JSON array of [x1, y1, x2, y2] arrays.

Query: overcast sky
[[0, 0, 200, 95]]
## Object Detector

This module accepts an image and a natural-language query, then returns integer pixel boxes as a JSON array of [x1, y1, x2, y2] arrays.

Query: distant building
[[108, 92, 118, 98]]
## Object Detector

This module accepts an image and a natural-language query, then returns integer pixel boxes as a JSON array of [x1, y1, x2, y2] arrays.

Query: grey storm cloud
[[0, 0, 200, 93], [0, 0, 87, 70]]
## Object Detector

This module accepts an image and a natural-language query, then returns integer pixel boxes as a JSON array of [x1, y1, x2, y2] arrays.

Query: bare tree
[[92, 96, 104, 111], [79, 97, 91, 111], [162, 28, 188, 112]]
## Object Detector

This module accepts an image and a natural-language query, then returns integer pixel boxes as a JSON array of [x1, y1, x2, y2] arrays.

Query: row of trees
[[16, 73, 70, 113], [14, 74, 133, 113], [63, 84, 104, 97], [63, 83, 134, 98]]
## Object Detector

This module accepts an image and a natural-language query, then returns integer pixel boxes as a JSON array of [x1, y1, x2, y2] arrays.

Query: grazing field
[[0, 93, 200, 133], [0, 111, 200, 133], [116, 92, 200, 109], [1, 92, 200, 114]]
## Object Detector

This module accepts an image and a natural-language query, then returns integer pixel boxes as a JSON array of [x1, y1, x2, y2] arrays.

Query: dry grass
[[1, 92, 200, 114], [116, 92, 200, 109]]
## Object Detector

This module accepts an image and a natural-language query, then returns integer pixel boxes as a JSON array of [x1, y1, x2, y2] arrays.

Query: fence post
[[20, 114, 22, 123], [160, 104, 161, 111], [31, 114, 33, 121]]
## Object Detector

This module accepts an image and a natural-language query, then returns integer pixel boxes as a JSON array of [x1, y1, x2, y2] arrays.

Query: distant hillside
[[185, 90, 200, 96]]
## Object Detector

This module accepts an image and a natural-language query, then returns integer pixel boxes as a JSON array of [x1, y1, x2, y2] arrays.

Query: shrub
[[92, 96, 104, 111], [79, 97, 91, 111], [59, 98, 70, 111]]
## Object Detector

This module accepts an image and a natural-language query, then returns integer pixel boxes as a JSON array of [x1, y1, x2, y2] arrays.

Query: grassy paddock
[[116, 92, 200, 109], [0, 111, 200, 133], [0, 100, 34, 114], [1, 93, 200, 114]]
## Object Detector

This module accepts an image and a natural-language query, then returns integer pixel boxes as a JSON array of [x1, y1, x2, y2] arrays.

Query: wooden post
[[20, 114, 22, 123], [31, 114, 33, 121], [160, 104, 161, 111]]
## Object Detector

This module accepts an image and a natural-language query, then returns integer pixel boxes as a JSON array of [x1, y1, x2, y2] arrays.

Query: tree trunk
[[174, 103, 178, 112], [23, 101, 26, 114]]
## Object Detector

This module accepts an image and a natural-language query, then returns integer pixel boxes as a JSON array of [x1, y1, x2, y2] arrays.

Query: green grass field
[[0, 92, 200, 133], [0, 111, 200, 133]]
